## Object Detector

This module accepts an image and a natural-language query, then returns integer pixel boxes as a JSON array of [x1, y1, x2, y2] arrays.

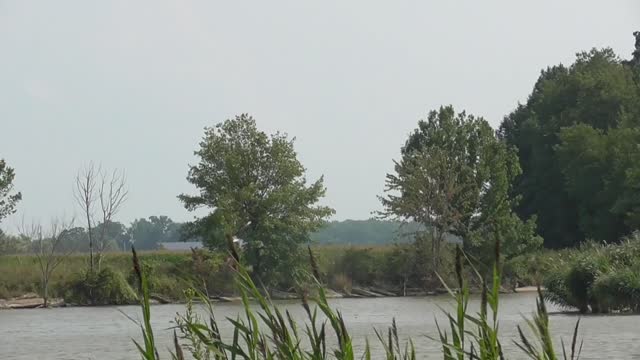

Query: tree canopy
[[0, 159, 22, 224], [128, 216, 183, 250], [500, 48, 640, 247], [179, 114, 334, 284], [381, 106, 541, 266]]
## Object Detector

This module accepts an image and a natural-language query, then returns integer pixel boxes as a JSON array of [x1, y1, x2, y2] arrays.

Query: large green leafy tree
[[179, 114, 334, 285], [381, 106, 540, 269], [500, 47, 640, 247], [0, 159, 22, 223], [556, 125, 640, 241]]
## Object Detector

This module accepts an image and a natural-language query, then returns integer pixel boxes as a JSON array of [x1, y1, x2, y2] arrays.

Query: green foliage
[[556, 125, 640, 241], [564, 252, 610, 313], [169, 256, 365, 360], [543, 232, 640, 313], [0, 159, 22, 223], [516, 294, 583, 360], [310, 219, 421, 245], [500, 47, 640, 248], [64, 267, 137, 305], [333, 247, 381, 286], [381, 106, 540, 269], [591, 267, 640, 313], [0, 232, 30, 255], [186, 248, 235, 296], [129, 216, 183, 250], [130, 242, 581, 359], [130, 247, 161, 360], [434, 246, 503, 360], [503, 250, 568, 289], [179, 114, 334, 285]]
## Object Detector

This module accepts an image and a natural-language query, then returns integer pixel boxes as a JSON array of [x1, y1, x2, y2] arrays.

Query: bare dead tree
[[96, 168, 128, 270], [74, 163, 97, 272], [74, 164, 128, 272], [21, 217, 74, 308]]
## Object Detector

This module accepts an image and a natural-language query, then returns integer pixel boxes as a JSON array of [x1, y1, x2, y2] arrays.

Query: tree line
[[0, 216, 428, 255]]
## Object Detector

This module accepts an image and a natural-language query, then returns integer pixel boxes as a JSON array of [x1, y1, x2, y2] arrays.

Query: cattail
[[481, 279, 488, 319], [173, 330, 185, 360], [494, 235, 501, 269], [308, 245, 321, 281], [226, 233, 240, 265], [455, 245, 463, 290], [131, 246, 143, 292]]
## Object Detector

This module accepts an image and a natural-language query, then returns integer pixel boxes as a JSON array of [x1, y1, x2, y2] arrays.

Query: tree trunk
[[431, 228, 440, 274], [87, 213, 94, 273], [254, 247, 262, 282], [43, 278, 49, 308]]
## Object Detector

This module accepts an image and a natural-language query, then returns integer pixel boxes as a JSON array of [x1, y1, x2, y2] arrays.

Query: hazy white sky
[[1, 1, 638, 229]]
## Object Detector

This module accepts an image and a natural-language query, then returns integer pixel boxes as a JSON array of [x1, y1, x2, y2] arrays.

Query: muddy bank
[[0, 293, 65, 310], [0, 286, 538, 309]]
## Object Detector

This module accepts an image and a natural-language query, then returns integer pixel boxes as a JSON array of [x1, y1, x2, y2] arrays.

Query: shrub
[[565, 253, 610, 313], [333, 247, 380, 286], [591, 267, 640, 313], [543, 269, 575, 309], [329, 273, 352, 294], [188, 248, 235, 295], [543, 236, 640, 314], [64, 267, 137, 305]]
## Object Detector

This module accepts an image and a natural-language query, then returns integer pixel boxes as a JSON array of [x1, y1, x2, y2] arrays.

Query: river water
[[0, 293, 638, 359]]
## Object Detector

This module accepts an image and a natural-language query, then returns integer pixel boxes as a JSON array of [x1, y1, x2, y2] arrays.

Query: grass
[[542, 232, 640, 313], [128, 240, 583, 359], [0, 250, 192, 300], [0, 244, 466, 302]]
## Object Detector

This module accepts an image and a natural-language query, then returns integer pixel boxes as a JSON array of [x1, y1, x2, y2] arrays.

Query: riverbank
[[0, 285, 542, 311], [0, 245, 543, 307]]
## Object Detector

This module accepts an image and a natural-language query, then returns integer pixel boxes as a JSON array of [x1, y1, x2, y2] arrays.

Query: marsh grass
[[543, 233, 640, 314], [129, 240, 583, 360]]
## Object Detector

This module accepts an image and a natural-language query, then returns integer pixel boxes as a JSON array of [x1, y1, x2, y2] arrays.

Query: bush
[[332, 247, 381, 286], [543, 234, 640, 313], [504, 250, 568, 288], [64, 267, 137, 305], [591, 267, 640, 313], [329, 273, 352, 294], [565, 254, 610, 313], [543, 269, 575, 309], [188, 248, 235, 295]]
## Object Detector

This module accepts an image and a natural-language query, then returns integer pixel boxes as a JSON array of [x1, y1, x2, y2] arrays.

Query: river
[[0, 293, 638, 359]]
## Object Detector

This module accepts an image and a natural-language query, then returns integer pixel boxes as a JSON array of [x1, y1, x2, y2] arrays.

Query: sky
[[1, 1, 638, 230]]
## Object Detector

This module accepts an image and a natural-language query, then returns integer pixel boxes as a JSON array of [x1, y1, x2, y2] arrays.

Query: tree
[[128, 216, 182, 250], [74, 163, 128, 271], [0, 159, 22, 224], [500, 46, 640, 247], [556, 125, 640, 241], [310, 219, 423, 245], [21, 218, 74, 307], [380, 106, 540, 271], [58, 227, 89, 252], [179, 114, 334, 285], [0, 230, 30, 255], [94, 220, 129, 251]]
